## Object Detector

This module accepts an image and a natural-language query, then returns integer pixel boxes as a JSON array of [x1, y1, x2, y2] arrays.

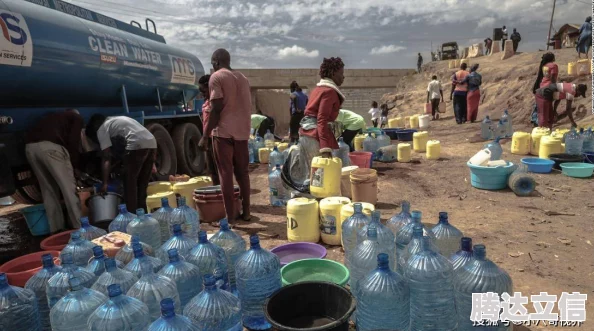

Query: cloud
[[476, 17, 497, 31], [370, 45, 407, 55], [277, 45, 320, 58]]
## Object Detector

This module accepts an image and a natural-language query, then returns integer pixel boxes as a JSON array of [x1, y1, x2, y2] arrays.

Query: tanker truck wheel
[[172, 123, 205, 176], [146, 123, 177, 181], [11, 170, 42, 204]]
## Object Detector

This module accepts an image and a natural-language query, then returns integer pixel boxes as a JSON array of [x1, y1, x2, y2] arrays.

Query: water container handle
[[130, 20, 142, 29], [145, 19, 157, 34]]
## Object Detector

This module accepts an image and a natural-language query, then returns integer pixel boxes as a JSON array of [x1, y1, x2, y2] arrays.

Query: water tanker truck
[[0, 0, 206, 203]]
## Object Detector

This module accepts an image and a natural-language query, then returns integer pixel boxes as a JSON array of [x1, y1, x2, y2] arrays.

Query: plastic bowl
[[583, 152, 594, 164], [560, 162, 594, 178], [520, 158, 555, 174], [281, 258, 349, 287], [383, 129, 399, 140], [271, 242, 327, 266], [467, 161, 515, 190], [396, 129, 417, 141], [40, 229, 77, 251], [0, 251, 60, 287], [548, 153, 584, 170]]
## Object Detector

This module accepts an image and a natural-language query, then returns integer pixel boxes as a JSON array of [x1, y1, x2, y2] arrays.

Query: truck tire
[[11, 170, 42, 204], [172, 123, 205, 176], [146, 123, 177, 181]]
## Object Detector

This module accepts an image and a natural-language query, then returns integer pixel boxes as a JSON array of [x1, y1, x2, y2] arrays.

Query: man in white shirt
[[86, 115, 157, 212], [368, 101, 381, 127], [427, 75, 444, 120]]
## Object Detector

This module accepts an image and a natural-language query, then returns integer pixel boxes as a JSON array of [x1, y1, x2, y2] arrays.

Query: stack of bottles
[[268, 164, 289, 206]]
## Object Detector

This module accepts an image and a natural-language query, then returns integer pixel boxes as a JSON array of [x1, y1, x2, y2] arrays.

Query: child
[[379, 103, 396, 128], [368, 101, 381, 127]]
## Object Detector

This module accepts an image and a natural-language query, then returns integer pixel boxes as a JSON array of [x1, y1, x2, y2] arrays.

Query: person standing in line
[[484, 38, 493, 55], [86, 115, 156, 213], [417, 53, 423, 73], [289, 81, 308, 143], [452, 63, 469, 124], [368, 101, 381, 127], [198, 74, 219, 186], [576, 16, 592, 59], [458, 64, 482, 123], [198, 49, 252, 222], [336, 109, 366, 150], [25, 109, 83, 233], [501, 25, 508, 51], [379, 103, 396, 128], [510, 28, 522, 53], [427, 75, 444, 120]]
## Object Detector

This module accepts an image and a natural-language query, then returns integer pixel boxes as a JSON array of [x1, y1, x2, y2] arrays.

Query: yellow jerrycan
[[354, 134, 366, 151], [404, 116, 411, 128], [426, 140, 441, 160], [511, 132, 530, 155], [397, 143, 412, 162], [173, 177, 210, 208], [287, 198, 320, 243], [147, 181, 172, 196], [319, 197, 351, 246], [530, 127, 550, 155], [568, 62, 577, 76], [146, 191, 177, 212], [310, 156, 342, 198], [539, 135, 562, 159], [277, 142, 289, 153], [258, 148, 271, 164], [409, 115, 420, 129], [577, 59, 591, 76], [413, 131, 429, 152]]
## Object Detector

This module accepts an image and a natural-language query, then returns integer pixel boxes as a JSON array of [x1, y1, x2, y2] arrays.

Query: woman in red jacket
[[285, 57, 345, 190]]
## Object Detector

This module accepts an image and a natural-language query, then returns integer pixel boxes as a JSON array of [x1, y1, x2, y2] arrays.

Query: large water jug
[[377, 131, 391, 149], [454, 244, 513, 331], [480, 116, 493, 139], [333, 137, 351, 166], [565, 127, 584, 155], [92, 258, 138, 296], [187, 231, 229, 290], [209, 218, 246, 295], [484, 137, 503, 161], [25, 254, 62, 330], [169, 196, 200, 241], [450, 237, 473, 272], [115, 235, 154, 265], [431, 212, 464, 257], [61, 231, 95, 267], [50, 276, 107, 331], [406, 237, 458, 331], [86, 246, 108, 277], [399, 224, 441, 268], [157, 249, 202, 310], [79, 216, 107, 240], [349, 227, 395, 303], [149, 298, 199, 331], [156, 224, 197, 263], [268, 146, 284, 173], [152, 197, 174, 244], [0, 273, 41, 330], [235, 235, 281, 330], [386, 200, 413, 236], [309, 156, 342, 198], [87, 284, 151, 331], [183, 275, 242, 331], [127, 260, 181, 320], [108, 204, 136, 233], [356, 211, 396, 264], [355, 253, 409, 331], [253, 136, 265, 163], [494, 119, 507, 139], [395, 210, 436, 270], [46, 253, 97, 309], [125, 243, 165, 278], [341, 203, 370, 266], [127, 209, 162, 251], [264, 129, 275, 148], [269, 164, 289, 206], [582, 127, 594, 152], [363, 132, 378, 155], [501, 109, 513, 137]]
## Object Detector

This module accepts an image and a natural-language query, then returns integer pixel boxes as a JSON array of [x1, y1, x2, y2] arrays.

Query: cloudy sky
[[65, 0, 590, 69]]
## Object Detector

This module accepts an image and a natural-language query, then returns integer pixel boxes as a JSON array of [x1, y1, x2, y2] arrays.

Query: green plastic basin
[[560, 162, 594, 178], [281, 258, 349, 287]]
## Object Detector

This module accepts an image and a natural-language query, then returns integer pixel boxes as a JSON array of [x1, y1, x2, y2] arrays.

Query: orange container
[[40, 229, 77, 251], [91, 231, 129, 257], [0, 251, 60, 287]]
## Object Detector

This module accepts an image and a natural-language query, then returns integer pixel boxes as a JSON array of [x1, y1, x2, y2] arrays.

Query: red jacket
[[299, 86, 341, 151]]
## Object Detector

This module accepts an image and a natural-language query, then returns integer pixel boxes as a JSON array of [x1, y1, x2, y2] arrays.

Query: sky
[[65, 0, 591, 69]]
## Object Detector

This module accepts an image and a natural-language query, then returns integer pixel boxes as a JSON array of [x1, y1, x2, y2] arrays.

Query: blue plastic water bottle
[[87, 284, 151, 331], [50, 276, 107, 331], [450, 237, 474, 272], [386, 200, 413, 235], [148, 298, 199, 331], [126, 208, 162, 251], [86, 245, 108, 277], [156, 223, 198, 264], [124, 243, 165, 278], [209, 218, 246, 295], [25, 253, 62, 330], [152, 197, 174, 244], [187, 231, 229, 291], [0, 272, 41, 330], [431, 212, 464, 257], [91, 257, 138, 297], [46, 253, 97, 309], [157, 248, 202, 310], [79, 216, 107, 240], [61, 230, 95, 267], [169, 197, 200, 241], [108, 204, 136, 233]]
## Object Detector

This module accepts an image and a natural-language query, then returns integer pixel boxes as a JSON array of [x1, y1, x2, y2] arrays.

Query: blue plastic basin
[[396, 129, 417, 141], [560, 162, 594, 178], [520, 158, 555, 173], [467, 161, 515, 190], [383, 129, 399, 140]]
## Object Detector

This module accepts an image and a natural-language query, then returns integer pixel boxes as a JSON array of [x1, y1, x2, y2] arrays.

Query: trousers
[[25, 141, 81, 233], [213, 137, 250, 220], [123, 148, 155, 213]]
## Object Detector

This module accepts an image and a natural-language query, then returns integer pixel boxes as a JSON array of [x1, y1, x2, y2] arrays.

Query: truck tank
[[0, 0, 207, 202]]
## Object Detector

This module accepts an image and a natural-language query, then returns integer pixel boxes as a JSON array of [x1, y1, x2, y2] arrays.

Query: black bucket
[[264, 281, 356, 331]]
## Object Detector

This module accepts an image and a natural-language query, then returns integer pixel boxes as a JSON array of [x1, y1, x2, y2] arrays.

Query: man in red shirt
[[199, 49, 252, 221]]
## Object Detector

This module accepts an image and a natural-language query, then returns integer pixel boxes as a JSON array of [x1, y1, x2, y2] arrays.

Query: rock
[[557, 237, 572, 245]]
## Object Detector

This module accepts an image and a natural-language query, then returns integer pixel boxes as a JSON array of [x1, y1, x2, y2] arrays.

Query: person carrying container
[[86, 114, 156, 213], [25, 109, 83, 233], [534, 83, 588, 129]]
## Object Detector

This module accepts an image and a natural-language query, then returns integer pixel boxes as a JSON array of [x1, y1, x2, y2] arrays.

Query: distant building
[[551, 24, 582, 49]]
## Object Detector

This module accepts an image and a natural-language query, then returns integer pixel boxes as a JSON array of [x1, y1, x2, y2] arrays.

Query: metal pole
[[546, 0, 556, 50]]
